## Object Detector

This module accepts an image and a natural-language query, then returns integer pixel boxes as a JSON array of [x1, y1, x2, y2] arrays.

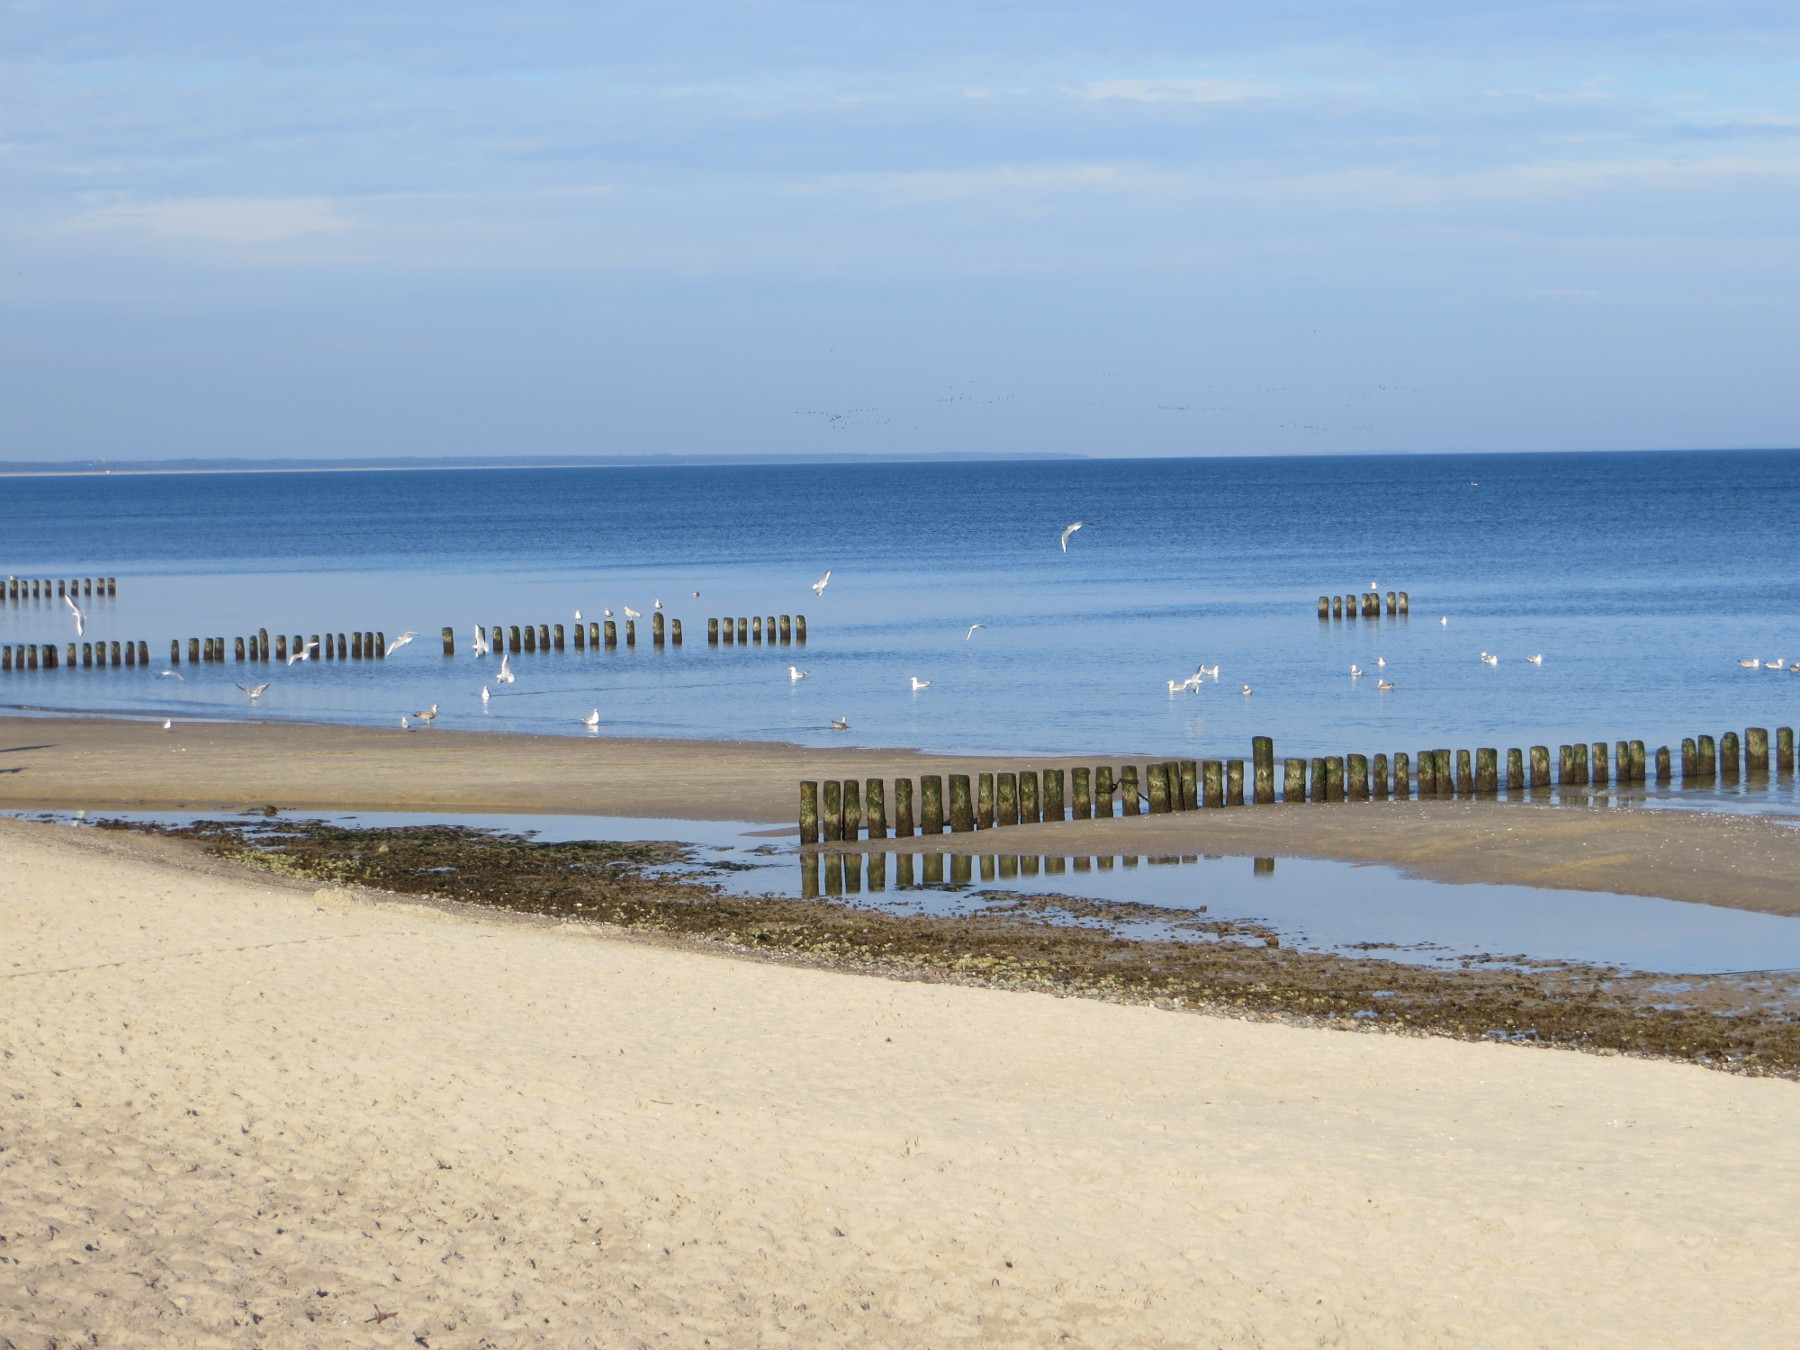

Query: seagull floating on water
[[1440, 616, 1449, 626], [965, 623, 985, 640], [910, 676, 931, 691], [1740, 658, 1761, 668], [385, 631, 417, 657], [788, 666, 809, 681], [1526, 654, 1543, 665], [831, 715, 849, 731], [1376, 657, 1387, 667], [481, 685, 490, 704], [1350, 665, 1364, 678], [581, 709, 600, 728], [1480, 652, 1498, 665], [287, 640, 319, 666], [1377, 680, 1395, 691], [495, 653, 515, 684], [1059, 522, 1084, 553], [812, 571, 832, 597], [65, 594, 85, 637], [235, 682, 269, 701], [1242, 684, 1253, 697]]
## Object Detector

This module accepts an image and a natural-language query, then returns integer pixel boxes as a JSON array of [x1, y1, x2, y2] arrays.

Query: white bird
[[286, 640, 319, 666], [812, 571, 831, 597], [788, 666, 809, 681], [965, 623, 985, 640], [157, 669, 184, 681], [1369, 581, 1378, 591], [1197, 664, 1219, 679], [603, 608, 614, 619], [1242, 684, 1253, 697], [574, 609, 582, 622], [1526, 654, 1543, 665], [691, 591, 701, 598], [1790, 663, 1800, 673], [910, 676, 931, 691], [65, 594, 85, 637], [1768, 658, 1785, 669], [581, 709, 600, 728], [653, 599, 662, 611], [413, 703, 437, 727], [1440, 616, 1449, 626], [1480, 652, 1498, 665], [162, 719, 173, 731], [1167, 679, 1185, 694], [481, 685, 490, 704], [495, 653, 515, 684], [400, 716, 410, 730], [1377, 680, 1395, 691], [471, 625, 489, 656], [1376, 656, 1387, 667], [623, 606, 641, 622], [1059, 522, 1084, 553], [235, 682, 269, 700], [1740, 658, 1761, 668], [385, 631, 417, 657], [830, 715, 850, 731], [1350, 665, 1364, 678]]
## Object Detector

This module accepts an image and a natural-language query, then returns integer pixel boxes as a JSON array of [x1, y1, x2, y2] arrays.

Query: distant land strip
[[0, 451, 1086, 477]]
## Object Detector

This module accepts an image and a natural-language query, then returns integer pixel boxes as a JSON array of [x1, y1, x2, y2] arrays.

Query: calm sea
[[6, 451, 1800, 773]]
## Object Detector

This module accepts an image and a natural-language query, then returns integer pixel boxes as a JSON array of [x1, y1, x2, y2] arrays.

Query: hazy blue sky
[[3, 1, 1797, 460]]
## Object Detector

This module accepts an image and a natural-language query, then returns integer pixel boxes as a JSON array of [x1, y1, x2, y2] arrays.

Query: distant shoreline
[[0, 452, 1086, 479]]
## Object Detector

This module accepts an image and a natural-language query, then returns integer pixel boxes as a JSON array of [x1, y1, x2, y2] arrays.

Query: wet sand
[[6, 712, 1800, 916], [5, 815, 1800, 1347]]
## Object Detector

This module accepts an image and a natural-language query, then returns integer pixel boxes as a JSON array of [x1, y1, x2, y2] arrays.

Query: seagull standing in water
[[412, 704, 438, 727], [65, 594, 85, 637], [581, 709, 600, 729], [385, 631, 418, 657], [1060, 522, 1084, 553], [481, 685, 490, 705], [812, 571, 831, 597]]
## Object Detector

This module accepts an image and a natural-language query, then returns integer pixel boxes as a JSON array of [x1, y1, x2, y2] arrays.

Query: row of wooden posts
[[707, 615, 807, 645], [799, 728, 1798, 842], [1319, 590, 1409, 620], [0, 630, 395, 672], [3, 577, 116, 602], [2, 640, 150, 671]]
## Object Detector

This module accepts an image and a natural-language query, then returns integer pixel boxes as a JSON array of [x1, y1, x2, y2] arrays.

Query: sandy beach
[[4, 814, 1799, 1347], [7, 712, 1800, 916]]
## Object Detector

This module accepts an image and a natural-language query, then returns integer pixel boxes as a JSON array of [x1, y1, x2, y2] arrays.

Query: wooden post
[[1385, 590, 1397, 615], [1779, 727, 1796, 775], [865, 779, 887, 837], [822, 780, 843, 842], [548, 623, 562, 651], [1454, 749, 1471, 794], [1681, 738, 1697, 779], [588, 622, 600, 647], [1227, 759, 1245, 806], [1318, 596, 1330, 619], [800, 781, 820, 843], [1390, 751, 1408, 799], [1095, 766, 1115, 818], [573, 621, 585, 650], [653, 613, 665, 646], [1252, 736, 1275, 804], [1572, 742, 1589, 785], [1147, 763, 1170, 813], [351, 631, 362, 659], [604, 620, 617, 648], [949, 774, 974, 832], [795, 614, 807, 643], [1070, 767, 1091, 819], [137, 641, 148, 665], [1629, 740, 1645, 782], [507, 625, 520, 653], [524, 625, 537, 652], [1507, 748, 1524, 791], [895, 779, 915, 836], [722, 617, 734, 645], [997, 772, 1019, 826], [1656, 746, 1671, 782], [978, 772, 996, 827], [1331, 596, 1343, 619], [752, 616, 762, 643], [1475, 748, 1498, 794], [1019, 770, 1040, 823], [671, 619, 682, 646], [1372, 752, 1390, 799], [1418, 750, 1437, 796], [1202, 760, 1224, 808], [921, 775, 944, 833], [626, 620, 637, 647], [1697, 735, 1716, 780], [736, 618, 748, 643], [1043, 769, 1065, 822], [1347, 753, 1369, 799], [1587, 742, 1606, 785], [1326, 756, 1346, 802], [1345, 593, 1358, 619], [1179, 760, 1198, 810], [1747, 728, 1769, 774], [842, 779, 862, 840], [1283, 758, 1306, 803], [1613, 740, 1628, 784], [708, 618, 720, 644], [1721, 732, 1741, 781], [81, 642, 92, 668], [1120, 765, 1140, 814], [1309, 757, 1327, 803], [1397, 592, 1409, 614], [375, 631, 387, 658], [232, 636, 243, 662], [1558, 744, 1573, 785], [780, 614, 793, 642]]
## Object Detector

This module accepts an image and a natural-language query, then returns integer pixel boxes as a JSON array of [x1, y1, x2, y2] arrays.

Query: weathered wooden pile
[[1319, 589, 1408, 619]]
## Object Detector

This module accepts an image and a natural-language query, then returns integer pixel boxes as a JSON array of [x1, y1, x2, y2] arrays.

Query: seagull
[[581, 709, 600, 728], [156, 669, 184, 681], [1196, 664, 1219, 679], [1440, 616, 1449, 626], [788, 666, 809, 681], [1526, 654, 1543, 665], [235, 682, 269, 701], [495, 653, 515, 684], [400, 716, 410, 730], [471, 625, 489, 656], [385, 631, 417, 657], [162, 719, 173, 730], [831, 715, 850, 731], [910, 676, 931, 691], [1167, 679, 1185, 694], [1059, 522, 1084, 553], [1790, 663, 1800, 673], [574, 609, 582, 622], [1376, 657, 1387, 667], [1480, 652, 1498, 665], [1377, 680, 1395, 691], [653, 599, 662, 611], [481, 685, 490, 704], [1242, 684, 1253, 697], [965, 623, 985, 640], [623, 606, 641, 622], [1369, 581, 1378, 591], [603, 608, 614, 619], [286, 640, 319, 666], [1768, 658, 1785, 669], [413, 704, 437, 727], [65, 594, 85, 637], [691, 591, 701, 598], [812, 571, 831, 597], [1350, 665, 1364, 677], [1740, 658, 1761, 668]]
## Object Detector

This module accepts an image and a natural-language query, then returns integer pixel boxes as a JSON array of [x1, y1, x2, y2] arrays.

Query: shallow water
[[21, 806, 1800, 976], [7, 452, 1800, 766]]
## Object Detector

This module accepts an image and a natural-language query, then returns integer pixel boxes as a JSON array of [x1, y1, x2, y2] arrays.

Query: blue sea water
[[6, 451, 1800, 772]]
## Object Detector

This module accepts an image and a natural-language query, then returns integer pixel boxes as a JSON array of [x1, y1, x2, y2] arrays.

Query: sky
[[2, 1, 1798, 461]]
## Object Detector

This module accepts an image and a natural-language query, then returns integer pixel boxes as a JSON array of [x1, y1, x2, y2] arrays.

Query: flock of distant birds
[[70, 520, 1770, 736]]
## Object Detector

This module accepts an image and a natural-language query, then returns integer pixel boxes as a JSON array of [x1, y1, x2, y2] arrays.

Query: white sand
[[4, 817, 1799, 1348]]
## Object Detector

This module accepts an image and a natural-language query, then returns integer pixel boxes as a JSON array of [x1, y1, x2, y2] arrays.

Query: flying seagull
[[385, 631, 418, 657], [471, 625, 489, 656], [65, 594, 85, 637], [495, 653, 515, 684], [286, 640, 319, 666], [1060, 522, 1084, 553], [812, 570, 831, 597], [965, 623, 985, 640], [235, 682, 269, 701], [157, 669, 184, 681]]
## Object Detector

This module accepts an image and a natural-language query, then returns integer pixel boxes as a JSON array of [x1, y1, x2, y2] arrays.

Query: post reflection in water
[[805, 850, 1243, 896]]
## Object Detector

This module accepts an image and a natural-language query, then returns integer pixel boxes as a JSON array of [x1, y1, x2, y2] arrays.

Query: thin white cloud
[[1072, 78, 1266, 104], [63, 197, 351, 243]]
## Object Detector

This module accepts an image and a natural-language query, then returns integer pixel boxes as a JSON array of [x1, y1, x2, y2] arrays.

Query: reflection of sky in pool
[[15, 807, 1800, 978]]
